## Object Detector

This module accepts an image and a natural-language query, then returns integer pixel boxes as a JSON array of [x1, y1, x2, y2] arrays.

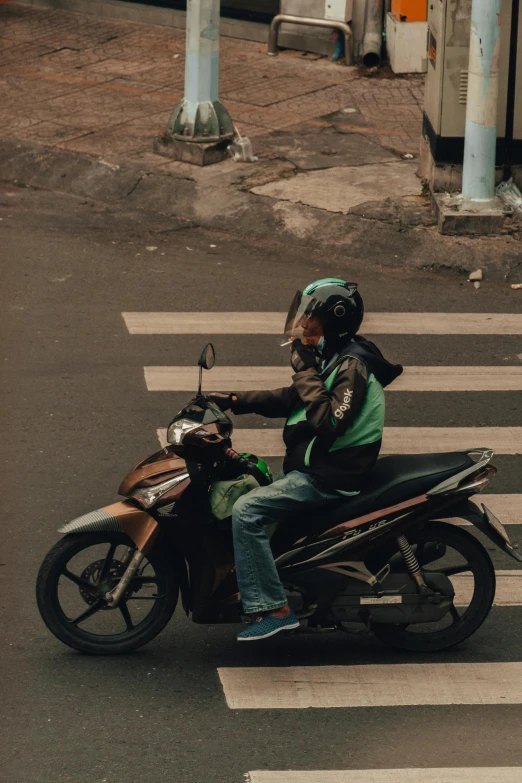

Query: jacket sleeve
[[232, 386, 298, 419], [292, 358, 368, 444]]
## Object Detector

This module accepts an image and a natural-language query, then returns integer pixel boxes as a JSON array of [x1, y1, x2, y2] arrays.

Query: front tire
[[372, 521, 496, 652], [36, 532, 179, 655]]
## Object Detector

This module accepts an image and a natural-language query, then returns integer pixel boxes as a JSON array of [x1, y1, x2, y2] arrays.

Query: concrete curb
[[0, 138, 520, 282]]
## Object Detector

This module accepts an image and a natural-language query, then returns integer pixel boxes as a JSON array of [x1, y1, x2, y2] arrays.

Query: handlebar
[[223, 446, 271, 487], [224, 447, 249, 468]]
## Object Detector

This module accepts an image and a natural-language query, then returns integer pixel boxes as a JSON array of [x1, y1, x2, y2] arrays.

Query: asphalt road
[[1, 183, 522, 783]]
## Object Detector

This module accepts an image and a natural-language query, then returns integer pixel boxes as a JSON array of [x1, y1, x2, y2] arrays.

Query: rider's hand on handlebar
[[290, 339, 318, 373], [208, 392, 235, 411]]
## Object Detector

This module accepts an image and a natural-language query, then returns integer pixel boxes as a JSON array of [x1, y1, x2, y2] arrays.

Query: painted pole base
[[154, 134, 231, 166], [167, 99, 234, 144], [433, 193, 512, 235]]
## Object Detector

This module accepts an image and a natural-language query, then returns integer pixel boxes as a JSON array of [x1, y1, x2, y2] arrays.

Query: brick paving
[[0, 4, 425, 165]]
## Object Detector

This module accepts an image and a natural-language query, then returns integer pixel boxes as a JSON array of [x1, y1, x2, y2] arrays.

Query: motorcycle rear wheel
[[36, 531, 179, 655], [372, 521, 495, 652]]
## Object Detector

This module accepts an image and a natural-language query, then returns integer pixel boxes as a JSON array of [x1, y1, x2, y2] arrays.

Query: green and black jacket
[[232, 337, 402, 492]]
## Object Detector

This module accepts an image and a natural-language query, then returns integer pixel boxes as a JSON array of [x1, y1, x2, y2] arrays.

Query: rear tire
[[372, 521, 495, 652], [36, 532, 179, 655]]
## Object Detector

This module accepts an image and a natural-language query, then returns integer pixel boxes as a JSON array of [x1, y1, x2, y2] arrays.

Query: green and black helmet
[[284, 278, 364, 349], [240, 454, 273, 486]]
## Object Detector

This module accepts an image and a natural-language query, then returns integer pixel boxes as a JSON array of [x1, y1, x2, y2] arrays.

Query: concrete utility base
[[154, 135, 231, 167], [419, 135, 506, 194], [433, 193, 512, 235]]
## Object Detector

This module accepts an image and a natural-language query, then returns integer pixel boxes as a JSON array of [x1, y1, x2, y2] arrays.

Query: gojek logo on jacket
[[334, 388, 353, 418]]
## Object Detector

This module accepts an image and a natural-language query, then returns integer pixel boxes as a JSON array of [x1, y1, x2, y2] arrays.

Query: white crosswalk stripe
[[157, 426, 522, 455], [454, 494, 520, 525], [246, 767, 522, 783], [145, 365, 522, 392], [123, 311, 522, 335], [453, 570, 522, 605], [218, 662, 522, 709], [245, 771, 522, 782]]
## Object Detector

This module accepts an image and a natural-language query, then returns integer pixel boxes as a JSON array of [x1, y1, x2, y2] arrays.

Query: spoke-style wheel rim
[[119, 602, 134, 632], [371, 523, 495, 651], [53, 539, 166, 641], [97, 542, 117, 585], [384, 531, 491, 637], [69, 600, 106, 627]]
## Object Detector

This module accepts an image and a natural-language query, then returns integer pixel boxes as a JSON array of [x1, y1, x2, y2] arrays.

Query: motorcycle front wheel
[[36, 531, 179, 655], [372, 521, 496, 652]]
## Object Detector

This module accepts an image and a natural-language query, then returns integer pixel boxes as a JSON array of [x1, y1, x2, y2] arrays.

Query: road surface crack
[[123, 174, 146, 199]]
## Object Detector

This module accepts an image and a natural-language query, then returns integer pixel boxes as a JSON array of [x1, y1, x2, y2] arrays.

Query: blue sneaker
[[237, 611, 300, 642]]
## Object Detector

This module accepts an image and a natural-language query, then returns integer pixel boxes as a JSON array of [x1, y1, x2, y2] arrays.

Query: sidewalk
[[0, 3, 521, 281], [1, 3, 423, 160]]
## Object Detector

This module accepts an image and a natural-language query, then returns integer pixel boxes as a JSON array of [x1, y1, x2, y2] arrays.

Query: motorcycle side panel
[[318, 494, 428, 541], [119, 454, 187, 496], [279, 490, 468, 574]]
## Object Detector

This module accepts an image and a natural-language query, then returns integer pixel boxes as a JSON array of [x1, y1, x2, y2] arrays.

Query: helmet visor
[[284, 290, 323, 338]]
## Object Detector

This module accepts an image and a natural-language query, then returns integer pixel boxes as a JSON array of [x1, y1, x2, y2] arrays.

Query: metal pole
[[167, 0, 233, 144], [461, 0, 502, 200]]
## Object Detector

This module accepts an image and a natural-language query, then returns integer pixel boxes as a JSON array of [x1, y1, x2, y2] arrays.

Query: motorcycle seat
[[299, 451, 476, 533]]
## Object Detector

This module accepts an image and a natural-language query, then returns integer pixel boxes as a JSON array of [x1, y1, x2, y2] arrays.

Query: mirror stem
[[198, 365, 203, 395]]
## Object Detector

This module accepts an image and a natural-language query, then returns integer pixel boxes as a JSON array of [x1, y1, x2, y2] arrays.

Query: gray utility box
[[514, 4, 522, 184], [279, 0, 354, 56], [420, 0, 522, 190]]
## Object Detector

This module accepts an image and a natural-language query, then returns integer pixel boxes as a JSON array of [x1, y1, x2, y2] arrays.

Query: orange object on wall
[[391, 0, 427, 22]]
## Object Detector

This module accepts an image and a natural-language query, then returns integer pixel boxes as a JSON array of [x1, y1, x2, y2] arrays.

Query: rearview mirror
[[198, 343, 215, 371]]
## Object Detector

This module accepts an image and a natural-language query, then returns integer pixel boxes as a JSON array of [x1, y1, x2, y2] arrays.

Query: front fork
[[103, 508, 160, 608], [91, 504, 157, 608], [58, 502, 160, 609], [105, 549, 146, 607]]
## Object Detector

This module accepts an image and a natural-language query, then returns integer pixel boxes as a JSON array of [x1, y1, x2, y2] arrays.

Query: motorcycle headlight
[[167, 418, 200, 445], [132, 472, 189, 509]]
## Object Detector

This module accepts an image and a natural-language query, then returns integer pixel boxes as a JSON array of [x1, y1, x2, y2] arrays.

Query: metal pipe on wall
[[362, 0, 384, 67], [461, 0, 503, 200], [267, 13, 354, 66]]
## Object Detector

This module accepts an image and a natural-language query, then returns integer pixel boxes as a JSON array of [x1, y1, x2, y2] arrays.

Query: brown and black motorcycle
[[37, 344, 521, 655]]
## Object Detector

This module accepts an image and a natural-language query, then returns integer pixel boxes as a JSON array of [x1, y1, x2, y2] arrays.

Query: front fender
[[58, 501, 159, 554], [59, 502, 191, 615]]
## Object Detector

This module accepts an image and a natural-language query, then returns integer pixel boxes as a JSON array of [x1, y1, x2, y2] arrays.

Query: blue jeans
[[231, 470, 347, 614]]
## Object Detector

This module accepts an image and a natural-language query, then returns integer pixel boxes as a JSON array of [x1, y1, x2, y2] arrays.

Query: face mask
[[316, 337, 326, 356]]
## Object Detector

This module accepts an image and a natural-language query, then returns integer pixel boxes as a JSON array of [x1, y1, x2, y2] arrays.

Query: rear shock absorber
[[396, 534, 428, 592]]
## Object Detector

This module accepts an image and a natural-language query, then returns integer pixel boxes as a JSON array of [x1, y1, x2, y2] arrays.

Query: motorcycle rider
[[209, 279, 402, 641]]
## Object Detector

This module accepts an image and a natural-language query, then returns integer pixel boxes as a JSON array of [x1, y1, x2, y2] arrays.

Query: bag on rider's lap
[[209, 474, 259, 521]]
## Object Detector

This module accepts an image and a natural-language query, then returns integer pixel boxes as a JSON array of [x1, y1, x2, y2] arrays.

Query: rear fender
[[437, 499, 522, 562]]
